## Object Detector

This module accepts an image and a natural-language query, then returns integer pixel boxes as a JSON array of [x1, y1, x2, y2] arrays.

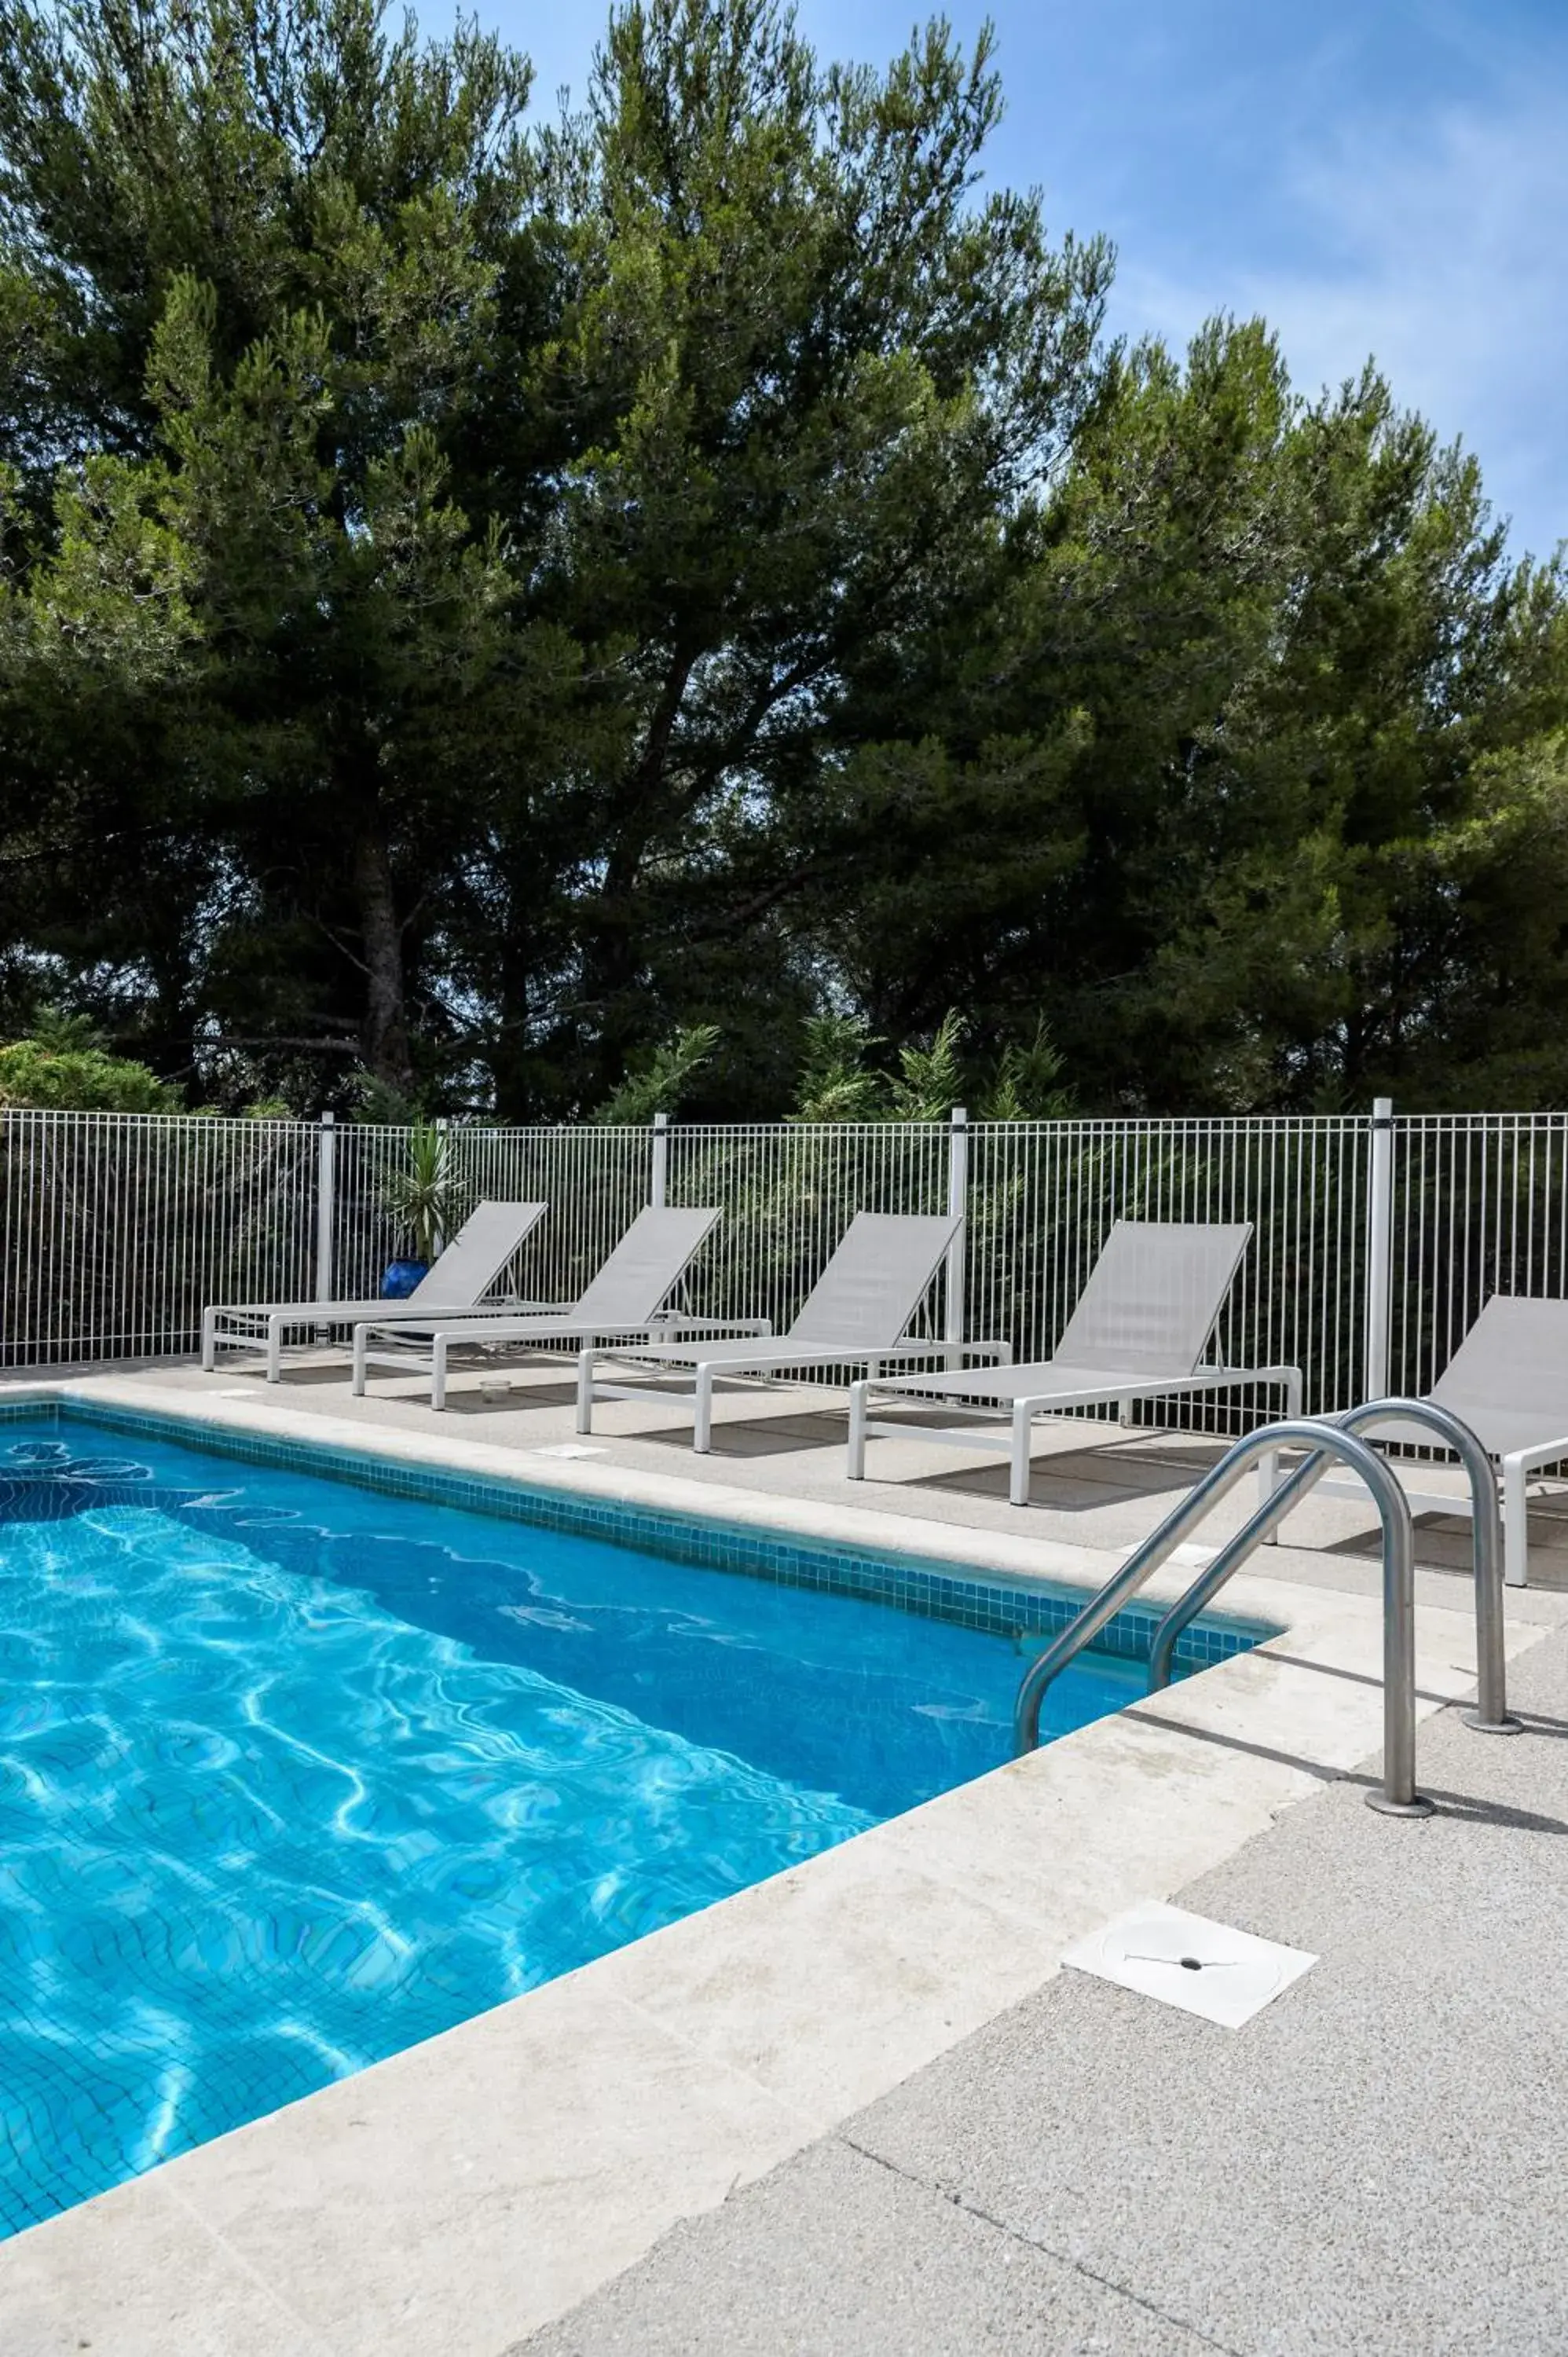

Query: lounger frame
[[848, 1361, 1303, 1507], [577, 1211, 1009, 1453], [1313, 1295, 1568, 1586], [346, 1206, 770, 1409], [846, 1219, 1300, 1506], [200, 1200, 548, 1382]]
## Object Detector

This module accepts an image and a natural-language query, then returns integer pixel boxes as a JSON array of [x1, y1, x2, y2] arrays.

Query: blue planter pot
[[379, 1259, 429, 1299]]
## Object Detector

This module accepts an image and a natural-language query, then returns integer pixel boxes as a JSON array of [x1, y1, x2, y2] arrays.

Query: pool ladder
[[1013, 1400, 1519, 1816]]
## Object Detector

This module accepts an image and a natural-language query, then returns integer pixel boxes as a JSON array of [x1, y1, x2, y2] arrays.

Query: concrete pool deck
[[4, 1360, 1568, 2354], [521, 1623, 1568, 2356]]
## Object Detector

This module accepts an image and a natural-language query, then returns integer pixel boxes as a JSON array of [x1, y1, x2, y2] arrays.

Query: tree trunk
[[577, 644, 699, 1098], [354, 827, 414, 1090], [491, 875, 533, 1120]]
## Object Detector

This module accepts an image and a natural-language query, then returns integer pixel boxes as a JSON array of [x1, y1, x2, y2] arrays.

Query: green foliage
[[593, 1025, 720, 1124], [0, 1005, 183, 1106], [885, 1011, 969, 1122], [789, 1008, 1075, 1120], [0, 1034, 181, 1109], [814, 322, 1568, 1109], [24, 1007, 101, 1052], [791, 1017, 888, 1122], [0, 0, 1564, 1116], [986, 1023, 1075, 1122], [380, 1120, 459, 1259], [0, 0, 535, 1101], [351, 1070, 424, 1127]]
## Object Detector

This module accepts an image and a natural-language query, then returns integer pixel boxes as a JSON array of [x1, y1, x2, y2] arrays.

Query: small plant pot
[[379, 1259, 429, 1299]]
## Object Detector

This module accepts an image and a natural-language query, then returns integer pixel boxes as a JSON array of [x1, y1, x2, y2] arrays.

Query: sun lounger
[[847, 1219, 1302, 1505], [577, 1210, 1009, 1451], [350, 1204, 750, 1409], [1319, 1294, 1568, 1585], [201, 1199, 548, 1382]]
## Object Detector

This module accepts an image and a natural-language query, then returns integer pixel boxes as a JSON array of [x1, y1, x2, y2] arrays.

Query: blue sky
[[438, 0, 1568, 562]]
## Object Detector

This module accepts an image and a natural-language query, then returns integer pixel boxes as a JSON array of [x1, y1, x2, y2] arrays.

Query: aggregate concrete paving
[[518, 1623, 1568, 2357], [517, 2138, 1220, 2357]]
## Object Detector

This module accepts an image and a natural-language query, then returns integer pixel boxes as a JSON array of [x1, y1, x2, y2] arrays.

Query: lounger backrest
[[786, 1211, 962, 1350], [407, 1200, 549, 1304], [1430, 1296, 1568, 1429], [1053, 1219, 1253, 1373], [570, 1205, 721, 1324]]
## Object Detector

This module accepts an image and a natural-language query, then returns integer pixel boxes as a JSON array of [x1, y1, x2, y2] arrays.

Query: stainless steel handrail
[[1012, 1418, 1434, 1816], [1146, 1398, 1516, 1734]]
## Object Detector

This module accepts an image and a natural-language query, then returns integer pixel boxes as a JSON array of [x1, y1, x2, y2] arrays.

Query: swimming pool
[[0, 1403, 1251, 2237]]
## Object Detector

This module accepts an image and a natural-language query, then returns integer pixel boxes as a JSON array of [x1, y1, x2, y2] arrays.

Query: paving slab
[[521, 1624, 1568, 2356], [515, 2136, 1225, 2357]]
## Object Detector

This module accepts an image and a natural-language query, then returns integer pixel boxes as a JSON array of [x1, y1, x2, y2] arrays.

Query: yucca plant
[[382, 1121, 456, 1264]]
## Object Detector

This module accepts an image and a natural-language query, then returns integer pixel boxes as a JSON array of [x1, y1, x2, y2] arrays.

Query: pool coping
[[0, 1374, 1550, 2357]]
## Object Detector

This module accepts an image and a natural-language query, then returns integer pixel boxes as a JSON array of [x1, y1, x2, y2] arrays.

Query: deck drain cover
[[1063, 1902, 1316, 2028], [529, 1442, 607, 1460]]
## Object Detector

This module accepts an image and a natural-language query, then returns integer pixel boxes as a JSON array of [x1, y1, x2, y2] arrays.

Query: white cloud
[[1116, 75, 1568, 560]]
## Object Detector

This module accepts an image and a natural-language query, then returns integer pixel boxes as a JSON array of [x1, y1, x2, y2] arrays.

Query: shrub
[[0, 1039, 181, 1112]]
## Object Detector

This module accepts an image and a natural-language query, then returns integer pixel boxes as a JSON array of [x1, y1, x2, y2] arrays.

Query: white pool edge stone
[[0, 1376, 1550, 2357]]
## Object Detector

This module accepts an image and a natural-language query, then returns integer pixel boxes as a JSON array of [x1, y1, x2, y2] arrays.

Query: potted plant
[[379, 1121, 457, 1296]]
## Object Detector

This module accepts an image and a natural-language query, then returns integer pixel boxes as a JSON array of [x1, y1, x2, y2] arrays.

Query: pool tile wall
[[0, 1396, 1271, 1670]]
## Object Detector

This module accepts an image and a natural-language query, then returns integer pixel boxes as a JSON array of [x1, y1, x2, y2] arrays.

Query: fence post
[[945, 1105, 969, 1358], [650, 1111, 669, 1208], [315, 1110, 336, 1304], [1365, 1096, 1394, 1402], [434, 1113, 450, 1254]]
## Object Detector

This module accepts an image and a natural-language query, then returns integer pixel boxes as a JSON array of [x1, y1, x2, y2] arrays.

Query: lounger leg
[[576, 1351, 596, 1435], [1257, 1396, 1284, 1516], [201, 1307, 217, 1372], [267, 1314, 284, 1384], [694, 1365, 714, 1453], [1262, 1373, 1303, 1541], [432, 1336, 448, 1413], [1503, 1454, 1530, 1587], [1009, 1401, 1032, 1508], [848, 1380, 868, 1480], [352, 1325, 368, 1397], [1119, 1395, 1134, 1427]]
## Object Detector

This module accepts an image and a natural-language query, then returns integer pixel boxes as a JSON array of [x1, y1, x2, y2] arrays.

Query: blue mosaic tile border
[[2, 1394, 1274, 1670]]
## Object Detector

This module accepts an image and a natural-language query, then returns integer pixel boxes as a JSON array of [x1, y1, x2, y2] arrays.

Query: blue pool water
[[0, 1410, 1152, 2237]]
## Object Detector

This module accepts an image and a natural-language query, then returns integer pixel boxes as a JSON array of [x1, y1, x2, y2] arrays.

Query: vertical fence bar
[[650, 1112, 669, 1209], [1365, 1096, 1394, 1402], [314, 1111, 336, 1304], [944, 1105, 968, 1354]]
